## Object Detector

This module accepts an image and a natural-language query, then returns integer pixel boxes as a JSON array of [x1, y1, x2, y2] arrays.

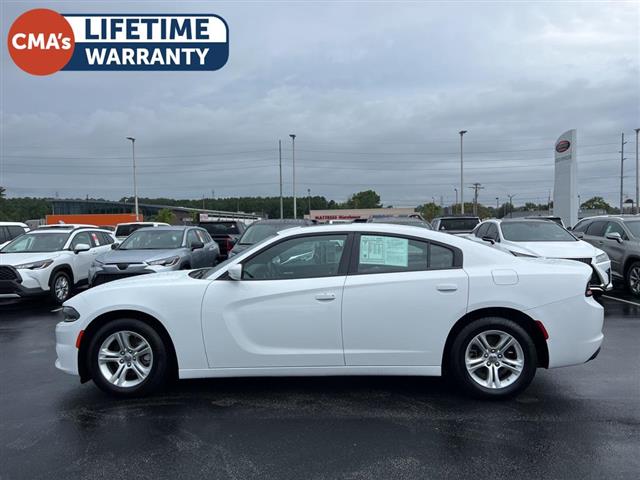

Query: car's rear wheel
[[626, 261, 640, 297], [88, 319, 168, 397], [449, 317, 537, 399], [49, 271, 72, 305]]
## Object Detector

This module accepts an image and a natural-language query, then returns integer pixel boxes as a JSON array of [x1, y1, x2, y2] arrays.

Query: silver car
[[572, 215, 640, 296], [89, 226, 220, 286]]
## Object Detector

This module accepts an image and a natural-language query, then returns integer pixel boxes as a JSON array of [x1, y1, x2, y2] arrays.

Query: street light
[[454, 188, 458, 214], [125, 137, 139, 221], [290, 134, 296, 219], [635, 128, 639, 215], [459, 130, 467, 215], [307, 188, 311, 215]]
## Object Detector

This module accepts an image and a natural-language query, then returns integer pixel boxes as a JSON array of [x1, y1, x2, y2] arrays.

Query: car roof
[[497, 218, 552, 223], [249, 219, 313, 225], [116, 222, 169, 226], [136, 225, 192, 232], [0, 222, 28, 226], [433, 216, 480, 220]]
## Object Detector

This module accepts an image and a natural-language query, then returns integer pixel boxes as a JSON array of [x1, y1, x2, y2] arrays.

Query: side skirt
[[179, 365, 441, 379]]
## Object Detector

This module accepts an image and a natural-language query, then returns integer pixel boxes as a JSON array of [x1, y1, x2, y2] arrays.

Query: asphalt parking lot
[[1, 292, 638, 480]]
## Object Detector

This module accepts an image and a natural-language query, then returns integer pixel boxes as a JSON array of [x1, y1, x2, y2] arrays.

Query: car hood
[[504, 240, 600, 258], [98, 248, 184, 264], [0, 251, 64, 266]]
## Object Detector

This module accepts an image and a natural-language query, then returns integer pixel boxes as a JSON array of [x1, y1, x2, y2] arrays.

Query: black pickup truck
[[198, 221, 246, 260]]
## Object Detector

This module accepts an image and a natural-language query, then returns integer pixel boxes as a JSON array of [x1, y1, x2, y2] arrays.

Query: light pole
[[290, 134, 296, 219], [307, 188, 311, 215], [620, 132, 627, 213], [459, 130, 467, 215], [508, 194, 515, 218], [635, 128, 639, 215], [496, 197, 499, 212], [454, 188, 458, 214], [278, 140, 283, 219], [126, 137, 139, 220]]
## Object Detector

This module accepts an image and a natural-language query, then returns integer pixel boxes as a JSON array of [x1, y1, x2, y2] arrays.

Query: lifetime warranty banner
[[8, 9, 229, 75]]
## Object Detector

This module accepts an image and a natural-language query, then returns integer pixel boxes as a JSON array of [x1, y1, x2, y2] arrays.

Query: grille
[[92, 271, 148, 286], [0, 266, 19, 281], [566, 257, 592, 265]]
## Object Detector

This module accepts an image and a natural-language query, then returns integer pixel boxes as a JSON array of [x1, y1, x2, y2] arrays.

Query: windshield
[[119, 230, 183, 250], [115, 223, 154, 237], [438, 218, 479, 231], [625, 221, 640, 238], [501, 222, 576, 242], [200, 222, 241, 235], [239, 224, 284, 245], [1, 233, 69, 253]]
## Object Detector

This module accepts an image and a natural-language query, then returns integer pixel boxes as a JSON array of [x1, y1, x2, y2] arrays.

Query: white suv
[[0, 226, 115, 304]]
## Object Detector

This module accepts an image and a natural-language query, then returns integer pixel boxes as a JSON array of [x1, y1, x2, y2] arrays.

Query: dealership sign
[[7, 9, 229, 75], [553, 129, 578, 228]]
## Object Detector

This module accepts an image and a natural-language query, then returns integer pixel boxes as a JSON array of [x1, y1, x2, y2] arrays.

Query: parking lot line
[[602, 295, 640, 307]]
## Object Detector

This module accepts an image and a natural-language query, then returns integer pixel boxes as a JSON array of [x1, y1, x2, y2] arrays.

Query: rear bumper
[[55, 321, 80, 376], [526, 295, 604, 368]]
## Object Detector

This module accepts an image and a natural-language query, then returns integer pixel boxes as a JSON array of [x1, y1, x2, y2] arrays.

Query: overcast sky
[[1, 0, 639, 208]]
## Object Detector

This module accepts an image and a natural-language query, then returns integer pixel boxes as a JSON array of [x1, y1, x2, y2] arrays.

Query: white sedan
[[55, 224, 604, 399], [467, 218, 612, 291]]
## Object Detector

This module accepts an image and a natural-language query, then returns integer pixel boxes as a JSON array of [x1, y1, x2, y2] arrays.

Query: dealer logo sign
[[8, 9, 229, 75]]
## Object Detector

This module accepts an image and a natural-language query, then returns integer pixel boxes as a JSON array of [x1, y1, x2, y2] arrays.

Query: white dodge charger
[[55, 224, 604, 399]]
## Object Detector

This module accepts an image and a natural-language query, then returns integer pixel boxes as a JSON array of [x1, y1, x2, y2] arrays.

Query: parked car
[[368, 216, 432, 229], [56, 223, 603, 399], [198, 220, 246, 259], [571, 215, 640, 296], [0, 226, 115, 303], [0, 222, 29, 249], [114, 222, 170, 242], [228, 219, 313, 258], [468, 218, 612, 291], [431, 216, 480, 234], [89, 226, 219, 287]]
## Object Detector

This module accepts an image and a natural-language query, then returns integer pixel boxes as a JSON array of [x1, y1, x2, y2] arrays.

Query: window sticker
[[359, 235, 408, 267]]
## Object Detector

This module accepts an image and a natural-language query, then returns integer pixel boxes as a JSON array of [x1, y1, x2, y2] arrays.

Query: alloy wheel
[[97, 331, 154, 388], [629, 266, 640, 295], [465, 329, 524, 389], [54, 275, 70, 302]]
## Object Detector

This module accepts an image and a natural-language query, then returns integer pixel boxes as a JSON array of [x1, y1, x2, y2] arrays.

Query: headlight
[[595, 252, 609, 263], [14, 259, 54, 270], [147, 256, 180, 266], [61, 306, 80, 322], [510, 251, 537, 258]]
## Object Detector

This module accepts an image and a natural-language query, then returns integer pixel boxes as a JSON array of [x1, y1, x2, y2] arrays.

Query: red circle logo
[[7, 9, 75, 76], [555, 140, 571, 153]]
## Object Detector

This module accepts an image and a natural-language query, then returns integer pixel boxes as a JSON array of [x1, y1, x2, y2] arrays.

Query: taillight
[[226, 238, 234, 251], [535, 321, 549, 340]]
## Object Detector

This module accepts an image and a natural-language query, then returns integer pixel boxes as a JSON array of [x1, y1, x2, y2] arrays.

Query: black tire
[[87, 318, 169, 398], [49, 270, 72, 305], [625, 261, 640, 297], [181, 263, 191, 270], [448, 317, 537, 399]]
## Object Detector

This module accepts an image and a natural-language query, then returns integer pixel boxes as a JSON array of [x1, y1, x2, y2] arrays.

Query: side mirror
[[573, 232, 584, 239], [111, 242, 120, 250], [605, 232, 623, 243], [228, 263, 242, 280], [191, 241, 205, 250], [74, 243, 91, 254], [481, 236, 496, 245]]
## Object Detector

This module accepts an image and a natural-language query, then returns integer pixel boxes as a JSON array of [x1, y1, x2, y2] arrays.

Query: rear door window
[[475, 223, 489, 238], [586, 221, 607, 237]]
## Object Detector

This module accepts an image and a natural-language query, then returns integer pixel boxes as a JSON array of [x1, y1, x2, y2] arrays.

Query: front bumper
[[89, 263, 179, 286], [0, 266, 50, 298]]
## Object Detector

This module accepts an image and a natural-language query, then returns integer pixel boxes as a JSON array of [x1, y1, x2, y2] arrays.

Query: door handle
[[315, 292, 336, 301], [436, 284, 458, 292]]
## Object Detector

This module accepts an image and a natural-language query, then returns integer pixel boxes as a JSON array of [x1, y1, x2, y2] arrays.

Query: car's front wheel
[[88, 319, 169, 397], [626, 261, 640, 297], [449, 317, 537, 399], [50, 271, 72, 305]]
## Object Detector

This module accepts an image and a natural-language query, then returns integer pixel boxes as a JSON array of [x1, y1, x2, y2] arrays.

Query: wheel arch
[[441, 306, 549, 374], [77, 309, 178, 383], [50, 264, 74, 286], [623, 255, 640, 276]]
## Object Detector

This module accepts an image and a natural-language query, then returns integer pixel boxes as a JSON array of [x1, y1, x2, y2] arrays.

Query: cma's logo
[[555, 140, 571, 153]]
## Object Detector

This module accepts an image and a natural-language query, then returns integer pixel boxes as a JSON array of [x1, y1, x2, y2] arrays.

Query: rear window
[[438, 218, 479, 232], [115, 223, 154, 237], [200, 222, 241, 235]]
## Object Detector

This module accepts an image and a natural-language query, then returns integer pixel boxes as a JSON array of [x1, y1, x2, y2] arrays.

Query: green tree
[[154, 208, 176, 224], [343, 190, 381, 209], [418, 202, 442, 221], [581, 196, 612, 212], [0, 186, 6, 200]]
